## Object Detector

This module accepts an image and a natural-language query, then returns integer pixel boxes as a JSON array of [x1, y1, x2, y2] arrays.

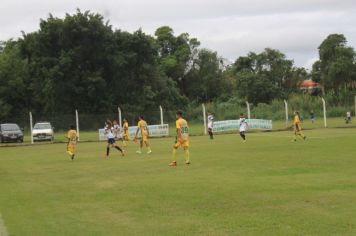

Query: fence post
[[118, 106, 122, 128], [29, 112, 34, 144], [322, 97, 327, 128], [75, 109, 80, 141], [159, 105, 163, 125], [202, 103, 207, 135], [245, 101, 251, 119], [284, 99, 289, 128], [354, 95, 356, 119]]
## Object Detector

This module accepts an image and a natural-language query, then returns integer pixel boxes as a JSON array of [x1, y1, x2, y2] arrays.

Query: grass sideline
[[0, 128, 356, 235]]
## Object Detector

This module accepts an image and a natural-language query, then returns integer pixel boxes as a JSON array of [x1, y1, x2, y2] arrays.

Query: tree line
[[1, 10, 356, 120]]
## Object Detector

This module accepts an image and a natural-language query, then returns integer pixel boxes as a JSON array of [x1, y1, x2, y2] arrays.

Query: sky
[[1, 0, 355, 69]]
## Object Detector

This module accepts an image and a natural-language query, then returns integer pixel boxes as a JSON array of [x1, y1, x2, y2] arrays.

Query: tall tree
[[316, 34, 356, 97], [184, 49, 231, 102], [0, 40, 30, 118], [19, 10, 116, 113], [232, 48, 304, 104], [154, 26, 200, 95]]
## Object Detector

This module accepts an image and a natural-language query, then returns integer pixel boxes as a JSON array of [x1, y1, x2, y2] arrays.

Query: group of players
[[65, 110, 306, 165], [102, 115, 152, 158], [65, 111, 190, 166]]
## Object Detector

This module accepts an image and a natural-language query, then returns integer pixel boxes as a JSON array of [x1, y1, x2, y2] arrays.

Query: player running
[[105, 120, 125, 158], [134, 115, 152, 154], [207, 112, 214, 139], [293, 111, 306, 141], [122, 118, 129, 147], [66, 125, 78, 160], [169, 111, 190, 166], [239, 113, 248, 142]]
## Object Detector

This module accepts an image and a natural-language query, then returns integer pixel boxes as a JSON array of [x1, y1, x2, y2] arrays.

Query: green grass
[[1, 128, 356, 235]]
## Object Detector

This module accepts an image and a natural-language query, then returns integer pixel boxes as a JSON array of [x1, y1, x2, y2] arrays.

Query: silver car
[[32, 122, 54, 142]]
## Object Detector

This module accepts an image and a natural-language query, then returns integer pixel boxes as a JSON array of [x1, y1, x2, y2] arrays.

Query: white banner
[[212, 119, 272, 133], [98, 124, 169, 141]]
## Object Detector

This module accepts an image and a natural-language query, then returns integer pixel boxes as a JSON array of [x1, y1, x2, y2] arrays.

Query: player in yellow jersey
[[169, 111, 190, 166], [293, 111, 306, 141], [122, 118, 129, 147], [134, 115, 152, 154], [66, 125, 78, 160]]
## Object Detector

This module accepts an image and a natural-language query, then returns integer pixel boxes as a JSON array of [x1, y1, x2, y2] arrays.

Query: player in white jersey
[[207, 112, 214, 139], [238, 113, 248, 142], [104, 120, 124, 158], [113, 120, 120, 140]]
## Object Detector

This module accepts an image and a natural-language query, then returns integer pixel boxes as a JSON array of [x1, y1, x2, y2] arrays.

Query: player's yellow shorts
[[174, 139, 189, 148], [294, 124, 302, 132], [67, 144, 76, 153], [122, 133, 129, 140], [141, 132, 148, 142]]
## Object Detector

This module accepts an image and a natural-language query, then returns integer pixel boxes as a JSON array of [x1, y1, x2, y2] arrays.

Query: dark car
[[0, 123, 24, 143]]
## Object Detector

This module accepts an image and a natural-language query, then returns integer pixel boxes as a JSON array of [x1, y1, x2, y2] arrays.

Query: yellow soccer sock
[[67, 150, 73, 157], [185, 150, 190, 163], [123, 140, 127, 147], [172, 149, 177, 162]]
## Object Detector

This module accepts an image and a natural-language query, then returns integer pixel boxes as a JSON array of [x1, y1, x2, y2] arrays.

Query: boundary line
[[0, 213, 8, 236]]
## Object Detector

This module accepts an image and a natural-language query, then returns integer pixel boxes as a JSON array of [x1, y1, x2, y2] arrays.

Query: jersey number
[[181, 127, 189, 134], [70, 136, 76, 143]]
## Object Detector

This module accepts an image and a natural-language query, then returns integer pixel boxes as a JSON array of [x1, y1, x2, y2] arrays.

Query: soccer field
[[0, 128, 356, 235]]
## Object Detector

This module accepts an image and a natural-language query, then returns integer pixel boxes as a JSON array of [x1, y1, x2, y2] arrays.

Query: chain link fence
[[1, 97, 356, 145]]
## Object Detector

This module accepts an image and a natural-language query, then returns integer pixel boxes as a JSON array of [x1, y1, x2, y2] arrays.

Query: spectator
[[310, 111, 315, 123], [345, 111, 352, 124]]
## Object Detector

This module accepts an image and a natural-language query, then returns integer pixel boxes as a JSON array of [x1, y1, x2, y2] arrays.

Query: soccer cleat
[[121, 150, 125, 156], [136, 150, 142, 154], [71, 154, 75, 160], [185, 161, 190, 165], [147, 150, 152, 154], [169, 162, 177, 167], [303, 136, 307, 140]]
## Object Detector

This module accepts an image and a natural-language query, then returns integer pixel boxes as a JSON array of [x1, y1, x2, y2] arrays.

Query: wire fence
[[1, 98, 356, 145]]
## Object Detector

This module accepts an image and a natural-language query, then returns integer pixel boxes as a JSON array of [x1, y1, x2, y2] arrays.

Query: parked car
[[0, 123, 24, 143], [32, 122, 54, 142]]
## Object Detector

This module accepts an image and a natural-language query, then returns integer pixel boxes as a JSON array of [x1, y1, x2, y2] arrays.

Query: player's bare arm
[[177, 127, 182, 142]]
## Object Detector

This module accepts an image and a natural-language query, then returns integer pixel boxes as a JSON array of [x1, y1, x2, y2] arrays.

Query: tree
[[231, 48, 303, 104], [0, 40, 29, 118], [154, 26, 200, 95], [311, 60, 321, 83], [184, 49, 232, 102], [112, 29, 186, 111], [316, 34, 356, 97], [18, 10, 116, 113]]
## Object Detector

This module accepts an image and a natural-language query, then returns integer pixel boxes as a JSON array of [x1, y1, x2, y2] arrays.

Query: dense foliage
[[1, 10, 356, 121]]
